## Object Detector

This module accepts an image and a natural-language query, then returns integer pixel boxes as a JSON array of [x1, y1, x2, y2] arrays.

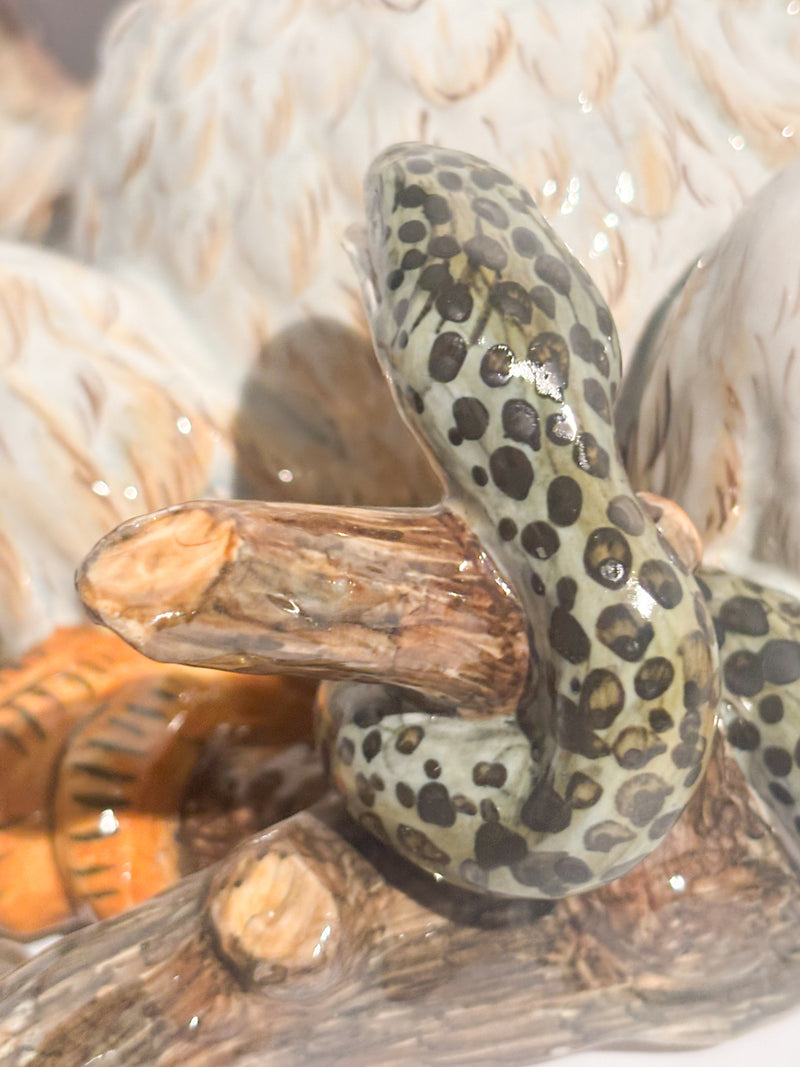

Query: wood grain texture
[[78, 501, 529, 718]]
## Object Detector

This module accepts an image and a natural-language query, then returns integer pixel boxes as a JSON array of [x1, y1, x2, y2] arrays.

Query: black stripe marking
[[153, 686, 180, 702], [71, 762, 137, 784], [108, 715, 146, 737], [72, 793, 132, 810], [69, 864, 115, 878], [0, 727, 26, 755], [124, 702, 169, 721], [86, 738, 147, 757], [5, 701, 46, 739]]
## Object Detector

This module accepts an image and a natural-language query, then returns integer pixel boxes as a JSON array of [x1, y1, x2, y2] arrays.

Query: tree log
[[77, 501, 529, 718]]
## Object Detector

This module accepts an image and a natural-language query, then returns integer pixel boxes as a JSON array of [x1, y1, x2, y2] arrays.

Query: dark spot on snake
[[555, 856, 592, 884], [530, 285, 556, 317], [614, 772, 673, 827], [396, 825, 451, 866], [535, 254, 571, 295], [464, 234, 508, 271], [490, 446, 534, 500], [613, 727, 667, 769], [769, 782, 794, 806], [369, 773, 385, 792], [424, 194, 451, 224], [417, 782, 456, 827], [635, 657, 675, 700], [474, 823, 528, 869], [762, 639, 800, 684], [759, 694, 784, 724], [512, 226, 544, 257], [436, 281, 473, 322], [596, 305, 614, 337], [579, 668, 625, 729], [546, 412, 576, 445], [502, 398, 540, 449], [393, 297, 409, 325], [406, 386, 424, 414], [583, 527, 632, 589], [583, 820, 635, 853], [472, 196, 509, 228], [419, 263, 452, 291], [492, 281, 532, 323], [520, 778, 573, 833], [354, 704, 381, 728], [649, 707, 674, 733], [397, 329, 408, 349], [473, 761, 508, 788], [726, 717, 760, 751], [398, 183, 427, 206], [362, 730, 382, 762], [452, 396, 489, 440], [556, 576, 577, 611], [573, 433, 610, 478], [723, 649, 763, 697], [555, 694, 610, 758], [565, 772, 602, 809], [398, 219, 427, 243], [395, 781, 415, 808], [530, 572, 546, 596], [452, 794, 477, 815], [472, 465, 488, 487], [583, 378, 611, 422], [606, 495, 645, 536], [406, 156, 434, 174], [360, 812, 386, 840], [596, 604, 654, 661], [401, 248, 425, 270], [764, 746, 792, 777], [498, 518, 517, 541], [424, 758, 442, 779], [437, 170, 463, 190], [395, 725, 425, 754], [480, 343, 514, 387], [695, 574, 713, 601], [547, 475, 582, 526], [429, 234, 460, 258], [337, 737, 355, 765], [356, 773, 376, 807], [429, 331, 467, 381], [387, 268, 404, 290], [592, 341, 610, 377], [550, 609, 591, 664], [648, 809, 681, 840], [527, 331, 570, 400], [448, 428, 462, 446], [569, 323, 593, 360], [521, 521, 559, 560], [640, 560, 683, 609], [480, 798, 500, 822]]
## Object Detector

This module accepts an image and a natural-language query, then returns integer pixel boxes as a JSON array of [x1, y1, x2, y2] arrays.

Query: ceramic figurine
[[8, 144, 791, 1065]]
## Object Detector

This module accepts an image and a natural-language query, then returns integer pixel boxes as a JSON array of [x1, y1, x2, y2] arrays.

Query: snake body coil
[[323, 143, 720, 898]]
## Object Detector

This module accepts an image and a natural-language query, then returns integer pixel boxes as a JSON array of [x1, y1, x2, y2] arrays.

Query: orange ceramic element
[[54, 668, 315, 921], [0, 626, 155, 936], [0, 625, 315, 938]]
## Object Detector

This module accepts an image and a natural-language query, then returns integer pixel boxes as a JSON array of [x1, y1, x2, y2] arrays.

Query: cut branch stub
[[77, 500, 529, 719]]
